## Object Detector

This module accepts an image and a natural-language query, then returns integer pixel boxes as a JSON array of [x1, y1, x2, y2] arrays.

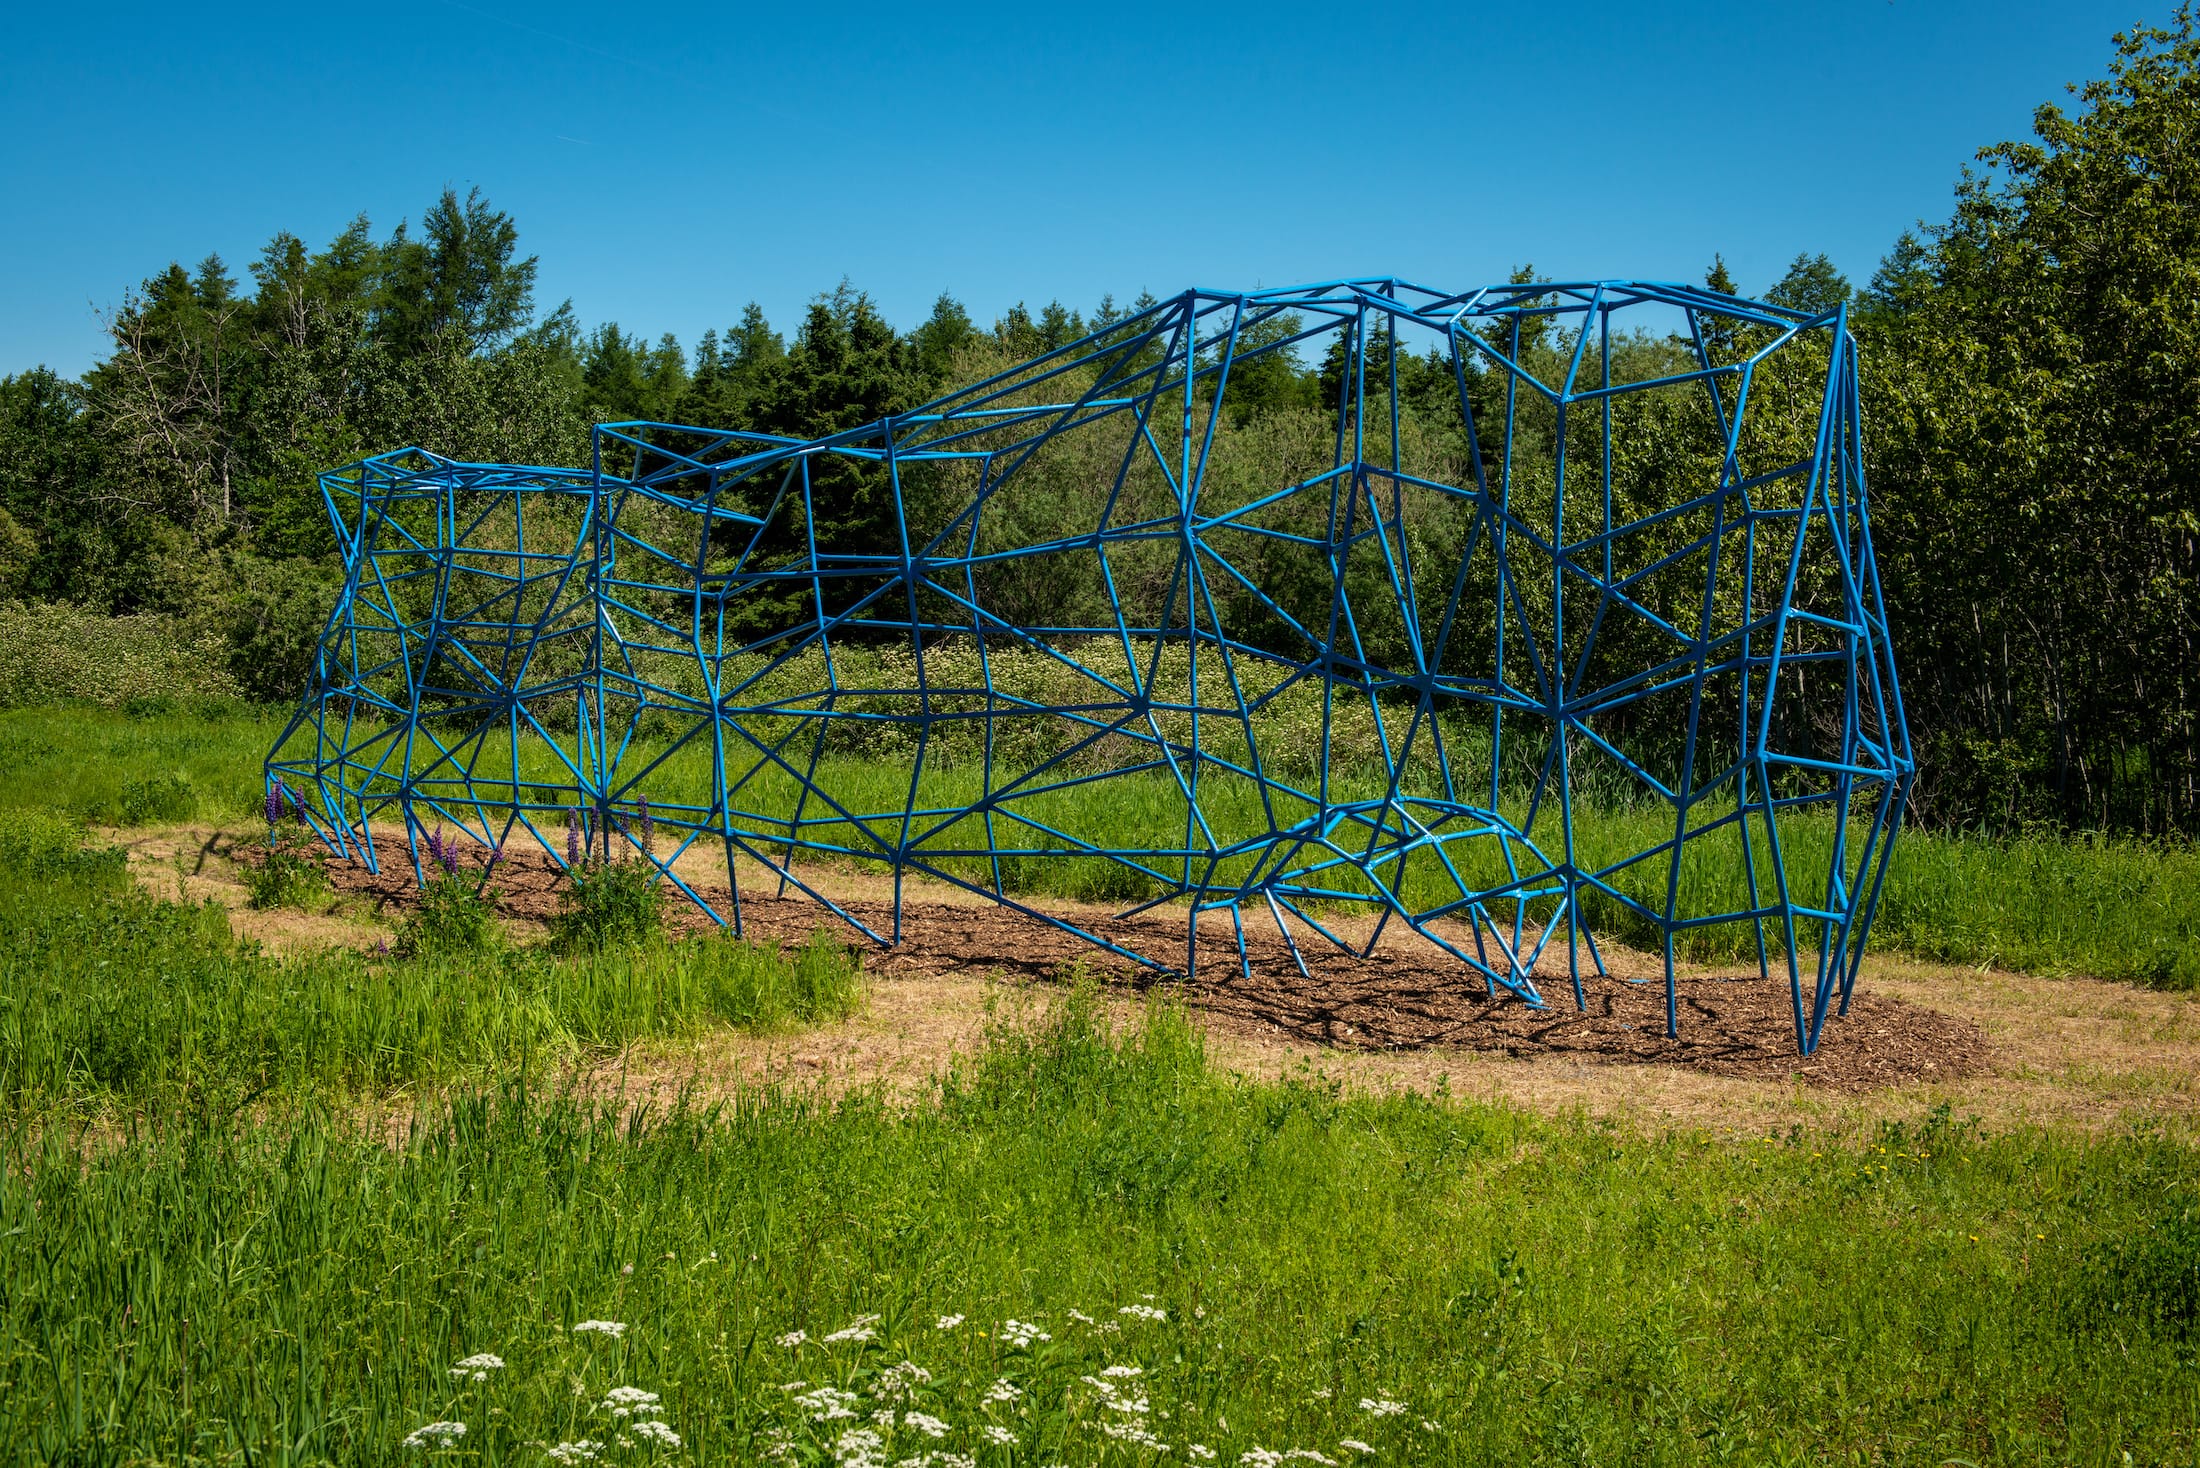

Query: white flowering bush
[[0, 602, 241, 708]]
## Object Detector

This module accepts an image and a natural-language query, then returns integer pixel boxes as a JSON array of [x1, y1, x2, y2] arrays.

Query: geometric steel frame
[[269, 277, 1913, 1055]]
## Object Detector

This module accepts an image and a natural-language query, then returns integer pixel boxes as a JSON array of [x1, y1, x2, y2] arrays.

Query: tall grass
[[0, 812, 861, 1112], [7, 701, 2197, 988], [0, 699, 283, 824], [2, 996, 2196, 1463]]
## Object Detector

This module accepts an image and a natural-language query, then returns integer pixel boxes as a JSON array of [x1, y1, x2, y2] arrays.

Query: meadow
[[9, 698, 2194, 990], [8, 990, 2200, 1464], [2, 699, 2200, 1463]]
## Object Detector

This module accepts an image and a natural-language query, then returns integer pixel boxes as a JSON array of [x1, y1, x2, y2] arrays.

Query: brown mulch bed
[[309, 845, 1987, 1092]]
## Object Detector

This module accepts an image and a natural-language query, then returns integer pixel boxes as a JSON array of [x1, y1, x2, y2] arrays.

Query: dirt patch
[[296, 840, 1982, 1093]]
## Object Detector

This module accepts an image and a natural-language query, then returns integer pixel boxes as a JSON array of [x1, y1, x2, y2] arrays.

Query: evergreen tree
[[374, 187, 540, 354], [1767, 251, 1853, 315], [910, 292, 975, 385]]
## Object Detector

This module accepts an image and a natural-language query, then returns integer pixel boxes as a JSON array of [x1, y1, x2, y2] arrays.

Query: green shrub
[[243, 831, 330, 911], [403, 871, 501, 955], [551, 858, 664, 953], [0, 809, 121, 881], [116, 771, 197, 825], [0, 601, 240, 707], [781, 927, 866, 1023]]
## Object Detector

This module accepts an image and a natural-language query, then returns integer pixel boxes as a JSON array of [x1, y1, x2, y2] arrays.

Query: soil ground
[[120, 823, 2200, 1136]]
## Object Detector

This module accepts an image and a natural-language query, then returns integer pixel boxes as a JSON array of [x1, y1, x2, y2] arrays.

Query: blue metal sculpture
[[268, 278, 1912, 1055]]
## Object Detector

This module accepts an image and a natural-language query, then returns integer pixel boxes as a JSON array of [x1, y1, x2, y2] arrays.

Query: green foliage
[[550, 857, 665, 954], [2083, 1144, 2200, 1339], [402, 869, 501, 955], [1765, 250, 1853, 313], [1860, 8, 2200, 832], [0, 703, 278, 823], [580, 322, 689, 421], [1, 1004, 2197, 1461], [184, 550, 345, 702], [13, 699, 2200, 994], [116, 770, 196, 825], [373, 186, 540, 354], [0, 834, 861, 1111], [0, 601, 240, 707], [244, 826, 329, 911], [0, 808, 122, 880]]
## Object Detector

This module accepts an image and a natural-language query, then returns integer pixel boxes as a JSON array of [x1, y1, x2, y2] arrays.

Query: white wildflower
[[775, 1329, 809, 1348], [1358, 1398, 1406, 1418], [831, 1427, 885, 1465], [878, 1360, 933, 1400], [1339, 1441, 1376, 1456], [824, 1314, 882, 1344], [1099, 1420, 1168, 1449], [1309, 1388, 1330, 1400], [982, 1377, 1022, 1404], [931, 1457, 978, 1468], [935, 1313, 965, 1331], [603, 1387, 665, 1421], [1118, 1303, 1166, 1322], [1101, 1364, 1144, 1378], [574, 1320, 629, 1339], [1240, 1452, 1282, 1468], [1418, 1420, 1442, 1434], [794, 1385, 862, 1421], [631, 1419, 682, 1448], [1188, 1448, 1217, 1462], [902, 1411, 950, 1438], [1067, 1308, 1096, 1324], [779, 1381, 809, 1392], [999, 1319, 1051, 1348], [982, 1425, 1017, 1446], [1285, 1453, 1338, 1466], [547, 1442, 604, 1463], [450, 1352, 505, 1379], [401, 1421, 467, 1450], [872, 1408, 896, 1427]]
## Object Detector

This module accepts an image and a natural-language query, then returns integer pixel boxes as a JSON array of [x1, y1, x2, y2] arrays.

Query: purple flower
[[265, 783, 287, 828], [565, 815, 580, 869]]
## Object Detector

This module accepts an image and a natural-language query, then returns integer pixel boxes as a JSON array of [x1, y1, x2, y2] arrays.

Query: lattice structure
[[269, 278, 1913, 1054]]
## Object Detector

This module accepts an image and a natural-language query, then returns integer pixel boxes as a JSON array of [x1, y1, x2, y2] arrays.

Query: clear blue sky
[[0, 0, 2150, 377]]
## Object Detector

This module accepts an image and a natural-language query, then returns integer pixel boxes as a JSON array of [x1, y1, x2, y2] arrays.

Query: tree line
[[2, 11, 2196, 836]]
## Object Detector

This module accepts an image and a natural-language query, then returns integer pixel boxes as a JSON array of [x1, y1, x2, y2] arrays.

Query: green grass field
[[4, 700, 2200, 1462], [6, 994, 2200, 1464], [6, 699, 2194, 989]]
